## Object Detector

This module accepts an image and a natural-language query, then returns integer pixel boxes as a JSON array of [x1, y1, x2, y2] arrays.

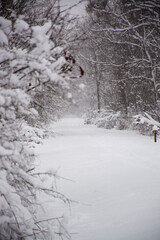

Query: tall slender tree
[[81, 0, 160, 117]]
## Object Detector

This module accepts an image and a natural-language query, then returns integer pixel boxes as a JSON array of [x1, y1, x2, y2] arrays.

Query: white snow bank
[[36, 118, 160, 240]]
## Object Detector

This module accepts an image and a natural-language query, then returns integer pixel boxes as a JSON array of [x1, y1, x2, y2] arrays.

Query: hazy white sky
[[60, 0, 86, 16]]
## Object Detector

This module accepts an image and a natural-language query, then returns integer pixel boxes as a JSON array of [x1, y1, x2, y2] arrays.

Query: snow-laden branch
[[90, 22, 155, 33]]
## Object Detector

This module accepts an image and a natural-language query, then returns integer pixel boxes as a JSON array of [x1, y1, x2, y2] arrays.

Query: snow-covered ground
[[35, 117, 160, 240]]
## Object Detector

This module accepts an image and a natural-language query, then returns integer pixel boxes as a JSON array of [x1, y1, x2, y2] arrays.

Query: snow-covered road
[[36, 117, 160, 240]]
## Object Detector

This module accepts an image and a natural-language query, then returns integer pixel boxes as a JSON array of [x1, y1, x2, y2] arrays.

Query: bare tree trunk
[[96, 75, 101, 112], [93, 51, 102, 113]]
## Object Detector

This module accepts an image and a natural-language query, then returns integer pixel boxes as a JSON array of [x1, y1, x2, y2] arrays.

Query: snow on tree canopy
[[79, 83, 85, 90], [52, 46, 64, 56], [67, 92, 72, 99], [0, 146, 12, 156], [0, 30, 8, 45], [32, 21, 52, 41], [0, 17, 12, 46], [31, 21, 54, 56], [10, 74, 20, 87], [0, 17, 11, 35], [14, 19, 29, 33]]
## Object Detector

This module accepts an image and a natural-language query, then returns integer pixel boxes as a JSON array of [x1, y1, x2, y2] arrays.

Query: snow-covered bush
[[84, 109, 160, 136], [84, 109, 130, 130], [133, 112, 160, 135], [84, 109, 100, 125], [0, 14, 72, 240]]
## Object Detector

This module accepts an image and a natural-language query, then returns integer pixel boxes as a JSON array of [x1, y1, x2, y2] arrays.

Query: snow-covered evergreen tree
[[0, 3, 76, 239]]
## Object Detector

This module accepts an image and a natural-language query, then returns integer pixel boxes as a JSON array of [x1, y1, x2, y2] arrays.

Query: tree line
[[78, 0, 160, 122]]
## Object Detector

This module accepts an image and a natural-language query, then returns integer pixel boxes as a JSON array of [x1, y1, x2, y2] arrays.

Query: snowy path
[[36, 117, 160, 240]]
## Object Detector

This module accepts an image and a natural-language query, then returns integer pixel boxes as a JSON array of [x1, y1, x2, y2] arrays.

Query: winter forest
[[0, 0, 160, 240]]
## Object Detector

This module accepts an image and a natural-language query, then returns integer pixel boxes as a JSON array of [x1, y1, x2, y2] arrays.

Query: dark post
[[153, 130, 158, 143]]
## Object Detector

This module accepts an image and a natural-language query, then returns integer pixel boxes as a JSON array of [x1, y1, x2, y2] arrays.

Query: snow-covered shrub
[[132, 112, 160, 135], [84, 109, 160, 136], [84, 109, 100, 124], [0, 14, 72, 240], [84, 109, 130, 130]]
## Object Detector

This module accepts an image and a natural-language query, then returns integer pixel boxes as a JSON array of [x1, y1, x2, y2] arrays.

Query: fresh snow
[[0, 17, 11, 35], [0, 29, 8, 45], [36, 117, 160, 240], [31, 21, 53, 57], [79, 83, 85, 90], [0, 145, 12, 156], [14, 19, 29, 33]]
